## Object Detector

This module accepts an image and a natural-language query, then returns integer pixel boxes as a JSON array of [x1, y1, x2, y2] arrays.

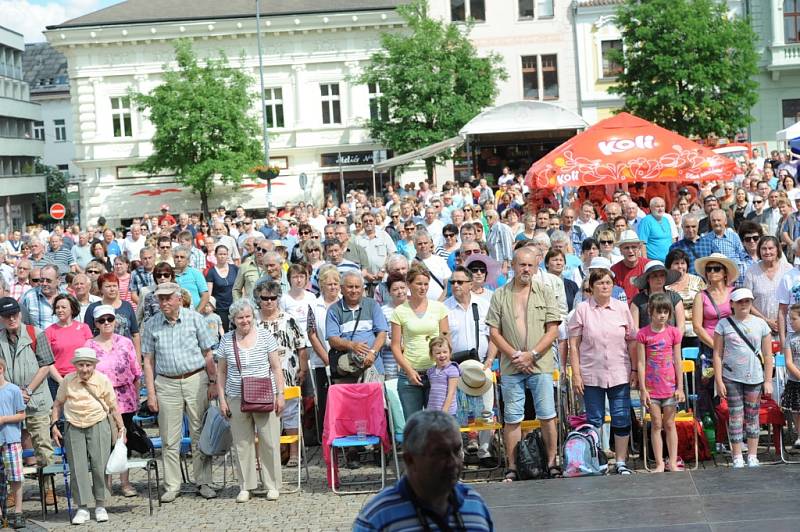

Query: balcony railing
[[769, 42, 800, 70]]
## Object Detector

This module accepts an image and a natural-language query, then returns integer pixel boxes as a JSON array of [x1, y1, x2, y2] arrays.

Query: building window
[[264, 88, 285, 128], [451, 0, 485, 22], [111, 96, 132, 138], [518, 0, 553, 19], [54, 119, 67, 141], [57, 164, 68, 172], [320, 83, 341, 125], [783, 99, 800, 128], [33, 121, 44, 141], [601, 40, 624, 78], [786, 1, 800, 42], [368, 82, 389, 122], [522, 55, 559, 101]]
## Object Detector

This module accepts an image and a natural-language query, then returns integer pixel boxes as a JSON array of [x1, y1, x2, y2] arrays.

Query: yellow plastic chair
[[641, 359, 699, 471], [279, 386, 307, 493]]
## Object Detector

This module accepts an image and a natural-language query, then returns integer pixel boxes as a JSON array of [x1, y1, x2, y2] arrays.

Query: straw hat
[[632, 260, 680, 290], [694, 253, 739, 283], [616, 230, 642, 246], [71, 347, 98, 366], [457, 360, 492, 396]]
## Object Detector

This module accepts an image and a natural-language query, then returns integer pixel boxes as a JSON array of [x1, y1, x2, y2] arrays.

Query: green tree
[[132, 40, 262, 217], [32, 161, 71, 223], [356, 0, 506, 178], [609, 0, 759, 139]]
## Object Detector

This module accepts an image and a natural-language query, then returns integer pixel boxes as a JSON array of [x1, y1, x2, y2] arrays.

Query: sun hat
[[154, 282, 182, 296], [457, 360, 493, 396], [730, 288, 755, 302], [71, 347, 98, 366], [616, 230, 642, 246], [464, 253, 501, 289], [694, 253, 739, 283], [632, 260, 681, 290], [92, 304, 115, 320], [588, 256, 615, 277]]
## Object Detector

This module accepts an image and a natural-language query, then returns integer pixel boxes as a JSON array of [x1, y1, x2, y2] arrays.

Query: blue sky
[[2, 0, 121, 42]]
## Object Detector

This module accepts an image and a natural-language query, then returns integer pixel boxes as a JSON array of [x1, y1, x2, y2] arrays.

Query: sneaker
[[266, 489, 279, 501], [732, 456, 746, 468], [160, 490, 180, 503], [747, 455, 760, 468], [198, 484, 217, 499], [465, 439, 480, 454], [95, 507, 109, 522], [235, 490, 250, 503], [793, 438, 800, 449], [72, 508, 90, 525], [10, 513, 26, 529], [616, 463, 632, 475]]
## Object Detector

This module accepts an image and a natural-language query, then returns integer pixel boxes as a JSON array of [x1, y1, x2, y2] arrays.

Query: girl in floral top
[[255, 280, 310, 468], [84, 304, 141, 497]]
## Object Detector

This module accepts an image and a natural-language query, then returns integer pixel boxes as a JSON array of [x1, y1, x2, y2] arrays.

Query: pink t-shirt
[[45, 321, 94, 376], [636, 324, 682, 399]]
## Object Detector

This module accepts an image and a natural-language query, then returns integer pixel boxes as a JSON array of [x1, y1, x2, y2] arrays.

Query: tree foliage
[[32, 161, 71, 223], [132, 40, 262, 216], [356, 0, 506, 177], [609, 0, 759, 139]]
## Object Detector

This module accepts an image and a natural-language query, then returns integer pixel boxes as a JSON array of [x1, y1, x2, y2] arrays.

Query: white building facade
[[45, 1, 406, 227], [0, 25, 45, 232]]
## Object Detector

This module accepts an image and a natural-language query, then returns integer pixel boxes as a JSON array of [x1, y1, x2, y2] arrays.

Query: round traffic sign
[[49, 203, 66, 220]]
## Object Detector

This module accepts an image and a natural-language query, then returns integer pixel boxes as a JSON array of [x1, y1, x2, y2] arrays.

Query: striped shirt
[[45, 248, 75, 275], [215, 328, 279, 398], [141, 307, 216, 376], [353, 476, 493, 531], [486, 222, 514, 264], [129, 267, 154, 296]]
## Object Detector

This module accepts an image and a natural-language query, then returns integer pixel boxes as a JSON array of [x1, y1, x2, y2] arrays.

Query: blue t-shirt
[[637, 215, 673, 262], [0, 382, 25, 445], [176, 267, 209, 308]]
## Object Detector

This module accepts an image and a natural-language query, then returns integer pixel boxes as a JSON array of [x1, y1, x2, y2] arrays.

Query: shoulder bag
[[415, 258, 445, 290], [724, 316, 765, 367], [234, 335, 275, 413], [452, 303, 481, 364], [328, 306, 362, 378]]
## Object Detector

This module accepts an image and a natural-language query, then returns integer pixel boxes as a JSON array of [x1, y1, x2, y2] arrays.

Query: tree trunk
[[425, 157, 435, 182], [199, 189, 210, 222]]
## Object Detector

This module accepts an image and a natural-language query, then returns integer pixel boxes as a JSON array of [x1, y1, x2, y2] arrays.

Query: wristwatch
[[531, 350, 539, 359]]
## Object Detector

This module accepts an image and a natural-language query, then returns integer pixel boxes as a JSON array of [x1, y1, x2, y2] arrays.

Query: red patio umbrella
[[525, 112, 737, 189]]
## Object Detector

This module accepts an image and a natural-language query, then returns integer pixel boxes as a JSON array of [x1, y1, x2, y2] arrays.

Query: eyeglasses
[[96, 316, 116, 325], [599, 240, 614, 245], [257, 247, 270, 253], [443, 233, 456, 238], [155, 273, 172, 279], [705, 265, 725, 273], [450, 279, 469, 285], [743, 235, 760, 242], [469, 266, 487, 274], [159, 246, 171, 250], [259, 295, 278, 302], [462, 249, 480, 256], [16, 266, 29, 271]]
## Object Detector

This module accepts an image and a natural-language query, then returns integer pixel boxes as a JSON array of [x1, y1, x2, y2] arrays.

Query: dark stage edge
[[473, 464, 800, 531]]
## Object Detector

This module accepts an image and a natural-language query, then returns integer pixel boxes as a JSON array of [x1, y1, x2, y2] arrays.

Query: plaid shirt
[[669, 238, 701, 274], [129, 267, 154, 296], [562, 225, 585, 253], [9, 281, 31, 301], [694, 229, 749, 287], [20, 287, 65, 329], [189, 246, 206, 271], [487, 222, 514, 264], [141, 307, 216, 377]]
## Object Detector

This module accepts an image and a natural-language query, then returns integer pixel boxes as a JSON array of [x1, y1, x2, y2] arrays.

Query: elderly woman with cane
[[51, 347, 125, 525]]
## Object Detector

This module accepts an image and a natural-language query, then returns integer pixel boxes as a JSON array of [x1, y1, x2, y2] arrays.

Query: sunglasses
[[155, 273, 172, 279], [335, 221, 347, 225], [96, 316, 116, 325], [444, 233, 456, 238], [159, 246, 171, 250], [462, 249, 480, 256], [599, 240, 614, 245], [300, 231, 311, 236], [743, 235, 760, 242], [705, 265, 725, 273], [391, 214, 400, 218], [259, 295, 278, 302], [469, 266, 487, 274], [30, 278, 42, 283], [753, 200, 763, 204], [87, 269, 100, 274], [450, 280, 469, 285], [257, 247, 270, 253]]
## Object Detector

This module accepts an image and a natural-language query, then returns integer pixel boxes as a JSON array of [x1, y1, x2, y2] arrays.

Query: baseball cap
[[0, 297, 20, 317], [154, 282, 182, 296], [730, 288, 755, 302]]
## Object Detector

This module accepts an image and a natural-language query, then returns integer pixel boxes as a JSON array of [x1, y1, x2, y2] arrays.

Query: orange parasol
[[525, 112, 737, 189]]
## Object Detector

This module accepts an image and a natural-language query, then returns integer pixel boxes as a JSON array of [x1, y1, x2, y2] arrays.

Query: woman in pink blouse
[[568, 268, 637, 475], [84, 304, 142, 497], [113, 255, 134, 309], [45, 294, 94, 397]]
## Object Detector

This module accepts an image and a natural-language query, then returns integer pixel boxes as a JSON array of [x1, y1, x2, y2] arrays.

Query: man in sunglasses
[[232, 240, 273, 300], [357, 213, 397, 294], [20, 265, 64, 330]]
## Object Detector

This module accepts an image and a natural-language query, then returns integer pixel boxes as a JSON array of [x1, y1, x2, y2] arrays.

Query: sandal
[[286, 457, 299, 468], [548, 465, 563, 478], [616, 463, 633, 475], [502, 469, 518, 483], [121, 485, 137, 497]]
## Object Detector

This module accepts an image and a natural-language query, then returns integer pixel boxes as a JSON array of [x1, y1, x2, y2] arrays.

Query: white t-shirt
[[279, 290, 316, 332], [776, 267, 800, 335], [419, 255, 452, 300]]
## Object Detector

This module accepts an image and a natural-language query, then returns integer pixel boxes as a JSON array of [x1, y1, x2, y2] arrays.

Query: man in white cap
[[611, 230, 651, 301], [140, 282, 218, 502]]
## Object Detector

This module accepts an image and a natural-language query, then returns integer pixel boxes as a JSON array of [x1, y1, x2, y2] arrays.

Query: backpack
[[26, 325, 36, 352], [198, 404, 232, 457], [514, 429, 547, 480], [563, 424, 608, 477], [676, 418, 711, 462]]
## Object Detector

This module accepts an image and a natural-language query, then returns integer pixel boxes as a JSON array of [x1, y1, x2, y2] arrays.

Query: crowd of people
[[0, 150, 797, 526]]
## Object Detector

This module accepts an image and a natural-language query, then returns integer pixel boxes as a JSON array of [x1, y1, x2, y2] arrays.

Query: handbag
[[328, 306, 362, 378], [452, 303, 481, 364], [234, 334, 275, 413]]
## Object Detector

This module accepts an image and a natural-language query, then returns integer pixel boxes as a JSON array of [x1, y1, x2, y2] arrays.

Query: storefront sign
[[320, 151, 374, 167]]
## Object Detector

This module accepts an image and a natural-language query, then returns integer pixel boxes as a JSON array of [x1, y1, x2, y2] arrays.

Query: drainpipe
[[571, 0, 584, 117]]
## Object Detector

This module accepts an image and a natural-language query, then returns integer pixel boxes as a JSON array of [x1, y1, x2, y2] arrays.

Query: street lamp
[[255, 0, 272, 207]]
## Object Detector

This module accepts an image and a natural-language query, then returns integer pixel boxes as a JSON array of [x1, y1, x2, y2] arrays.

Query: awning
[[373, 136, 463, 172], [459, 100, 588, 136], [777, 121, 800, 141]]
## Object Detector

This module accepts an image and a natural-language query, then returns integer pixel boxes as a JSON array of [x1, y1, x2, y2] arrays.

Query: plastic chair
[[641, 359, 699, 471], [326, 382, 394, 495], [279, 386, 308, 493]]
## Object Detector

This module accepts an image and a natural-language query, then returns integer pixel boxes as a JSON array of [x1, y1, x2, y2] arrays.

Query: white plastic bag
[[105, 436, 128, 474]]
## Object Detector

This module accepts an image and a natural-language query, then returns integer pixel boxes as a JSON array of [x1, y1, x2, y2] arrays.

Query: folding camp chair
[[280, 386, 308, 493], [641, 359, 700, 471]]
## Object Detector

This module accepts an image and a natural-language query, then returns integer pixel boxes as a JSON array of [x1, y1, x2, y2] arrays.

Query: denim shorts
[[649, 396, 677, 409], [584, 383, 630, 429], [500, 372, 556, 424]]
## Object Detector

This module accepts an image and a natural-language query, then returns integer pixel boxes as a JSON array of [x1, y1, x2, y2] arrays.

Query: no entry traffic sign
[[49, 203, 66, 220]]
